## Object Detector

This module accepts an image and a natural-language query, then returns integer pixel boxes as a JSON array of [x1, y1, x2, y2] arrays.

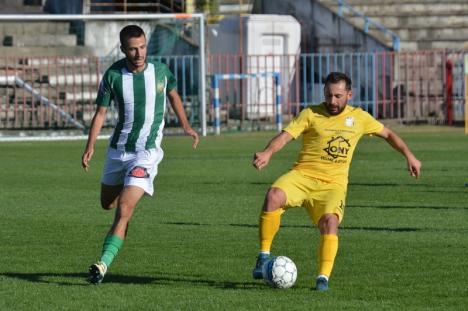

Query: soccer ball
[[262, 256, 297, 288]]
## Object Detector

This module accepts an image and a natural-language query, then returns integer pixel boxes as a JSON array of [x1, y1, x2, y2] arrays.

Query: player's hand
[[253, 151, 271, 170], [407, 156, 421, 178], [82, 149, 94, 172], [185, 127, 199, 149]]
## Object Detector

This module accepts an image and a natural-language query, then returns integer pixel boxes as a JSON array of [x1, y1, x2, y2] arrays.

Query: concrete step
[[317, 0, 468, 50], [219, 3, 253, 14], [0, 0, 43, 14], [0, 46, 94, 57], [3, 34, 77, 47], [314, 0, 394, 49], [0, 86, 13, 96], [389, 40, 467, 51], [19, 57, 92, 67], [335, 3, 468, 16], [219, 0, 254, 13], [59, 91, 98, 101], [0, 75, 15, 85], [383, 27, 468, 41], [46, 73, 102, 86], [371, 26, 468, 50], [348, 15, 468, 29], [320, 0, 468, 5], [0, 22, 70, 36]]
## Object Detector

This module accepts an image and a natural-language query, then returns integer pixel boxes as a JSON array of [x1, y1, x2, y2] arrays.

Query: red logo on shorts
[[128, 166, 149, 178]]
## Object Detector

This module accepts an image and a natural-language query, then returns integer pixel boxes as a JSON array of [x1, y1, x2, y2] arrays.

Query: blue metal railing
[[299, 52, 379, 117], [336, 0, 400, 51], [96, 51, 465, 130]]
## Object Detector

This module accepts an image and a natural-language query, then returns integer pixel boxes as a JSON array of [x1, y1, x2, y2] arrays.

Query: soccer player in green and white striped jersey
[[81, 25, 199, 284]]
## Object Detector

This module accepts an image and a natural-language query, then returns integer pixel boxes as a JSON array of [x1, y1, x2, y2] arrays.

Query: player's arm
[[376, 127, 421, 178], [167, 89, 199, 149], [253, 131, 293, 170], [82, 106, 107, 172]]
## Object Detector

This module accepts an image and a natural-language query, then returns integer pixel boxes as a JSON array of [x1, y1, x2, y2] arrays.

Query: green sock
[[100, 235, 124, 268]]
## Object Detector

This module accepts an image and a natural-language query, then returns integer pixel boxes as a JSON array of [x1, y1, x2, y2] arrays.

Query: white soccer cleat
[[88, 261, 107, 284]]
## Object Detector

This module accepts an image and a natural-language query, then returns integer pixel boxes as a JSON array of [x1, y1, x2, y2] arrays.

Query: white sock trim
[[317, 274, 329, 281], [98, 261, 108, 273]]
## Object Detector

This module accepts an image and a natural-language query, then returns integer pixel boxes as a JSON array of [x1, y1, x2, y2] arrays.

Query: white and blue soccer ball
[[262, 256, 297, 289]]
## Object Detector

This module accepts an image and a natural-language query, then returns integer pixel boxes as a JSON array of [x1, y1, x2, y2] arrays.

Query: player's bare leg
[[315, 213, 339, 291], [109, 186, 145, 238], [252, 187, 286, 279], [89, 186, 145, 284], [100, 184, 123, 210]]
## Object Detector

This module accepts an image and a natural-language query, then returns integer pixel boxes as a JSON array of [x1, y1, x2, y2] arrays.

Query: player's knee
[[100, 199, 117, 210], [264, 188, 286, 211], [116, 201, 135, 221], [318, 213, 339, 234], [100, 200, 110, 209]]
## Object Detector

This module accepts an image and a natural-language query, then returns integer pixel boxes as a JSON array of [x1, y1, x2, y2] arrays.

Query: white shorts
[[101, 147, 164, 196]]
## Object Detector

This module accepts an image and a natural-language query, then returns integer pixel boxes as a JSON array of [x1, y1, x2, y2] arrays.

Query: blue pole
[[212, 75, 221, 135], [372, 53, 377, 118], [275, 73, 282, 132], [311, 54, 315, 105], [365, 53, 369, 111], [302, 54, 307, 107], [318, 53, 323, 102]]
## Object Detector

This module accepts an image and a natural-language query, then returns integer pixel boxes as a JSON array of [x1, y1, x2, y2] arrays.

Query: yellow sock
[[317, 234, 338, 278], [259, 209, 283, 253]]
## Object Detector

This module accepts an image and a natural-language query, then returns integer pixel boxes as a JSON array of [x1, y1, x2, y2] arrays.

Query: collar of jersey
[[318, 103, 352, 118], [124, 62, 148, 75]]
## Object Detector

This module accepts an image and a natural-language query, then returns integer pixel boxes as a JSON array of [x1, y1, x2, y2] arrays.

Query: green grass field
[[1, 126, 467, 310]]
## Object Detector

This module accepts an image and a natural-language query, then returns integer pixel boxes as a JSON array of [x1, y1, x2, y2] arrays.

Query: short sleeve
[[95, 72, 113, 107], [283, 108, 312, 139], [164, 65, 177, 92], [361, 110, 384, 135]]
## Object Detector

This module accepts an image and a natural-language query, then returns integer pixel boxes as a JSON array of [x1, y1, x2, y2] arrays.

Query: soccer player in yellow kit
[[252, 72, 421, 291]]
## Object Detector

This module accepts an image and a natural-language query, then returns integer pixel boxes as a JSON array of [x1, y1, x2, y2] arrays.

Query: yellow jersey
[[283, 103, 384, 187]]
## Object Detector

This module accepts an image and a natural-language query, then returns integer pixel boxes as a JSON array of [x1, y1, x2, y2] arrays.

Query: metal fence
[[0, 50, 466, 131], [208, 50, 467, 131]]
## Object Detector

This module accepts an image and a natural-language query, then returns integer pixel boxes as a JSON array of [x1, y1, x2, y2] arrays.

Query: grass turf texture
[[1, 126, 467, 310]]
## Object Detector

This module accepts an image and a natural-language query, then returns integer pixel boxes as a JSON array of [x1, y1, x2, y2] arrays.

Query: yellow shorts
[[272, 169, 347, 225]]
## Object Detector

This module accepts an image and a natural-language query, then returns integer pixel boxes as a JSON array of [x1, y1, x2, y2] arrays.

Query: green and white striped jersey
[[96, 59, 176, 152]]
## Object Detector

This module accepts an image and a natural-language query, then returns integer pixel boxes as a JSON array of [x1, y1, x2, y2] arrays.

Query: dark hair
[[119, 25, 145, 46], [324, 72, 352, 91]]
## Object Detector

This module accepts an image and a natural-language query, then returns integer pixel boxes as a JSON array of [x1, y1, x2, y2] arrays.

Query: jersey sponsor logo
[[323, 136, 351, 160], [157, 81, 165, 93], [345, 117, 354, 127], [128, 166, 149, 178]]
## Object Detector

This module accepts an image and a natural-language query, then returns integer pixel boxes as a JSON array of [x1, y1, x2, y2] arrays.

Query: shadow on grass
[[2, 272, 91, 286], [349, 182, 403, 187], [1, 272, 266, 290], [350, 182, 468, 193], [415, 189, 468, 194], [164, 221, 208, 226], [142, 274, 267, 290], [349, 204, 467, 210], [197, 181, 270, 186], [228, 223, 422, 232], [163, 221, 424, 232], [340, 226, 420, 232]]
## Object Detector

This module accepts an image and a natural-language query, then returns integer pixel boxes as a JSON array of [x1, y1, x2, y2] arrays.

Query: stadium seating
[[318, 0, 468, 50]]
